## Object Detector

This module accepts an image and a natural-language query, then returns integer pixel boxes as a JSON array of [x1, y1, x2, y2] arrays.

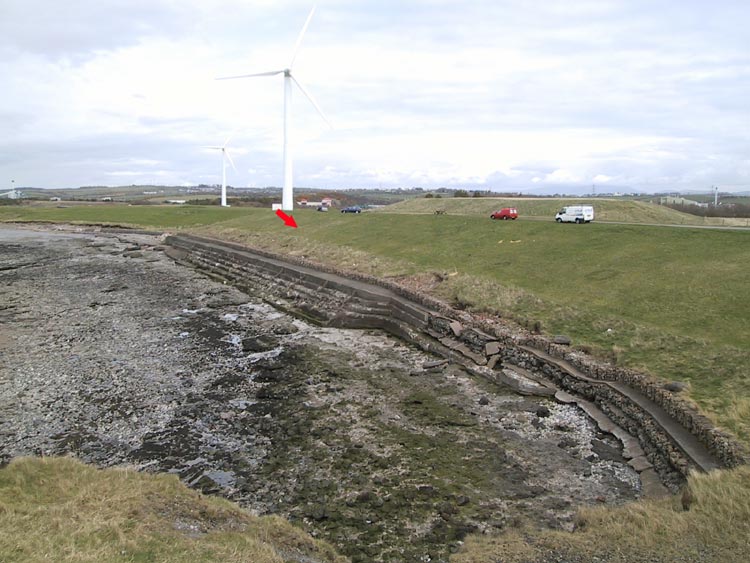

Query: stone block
[[628, 456, 653, 472], [553, 335, 572, 345], [487, 355, 502, 370], [449, 320, 463, 337], [485, 341, 501, 356]]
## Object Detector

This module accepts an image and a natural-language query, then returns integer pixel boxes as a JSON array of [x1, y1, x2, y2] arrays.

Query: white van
[[555, 205, 594, 223]]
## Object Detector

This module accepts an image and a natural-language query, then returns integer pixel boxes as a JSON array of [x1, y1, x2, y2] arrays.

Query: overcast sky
[[1, 0, 749, 193]]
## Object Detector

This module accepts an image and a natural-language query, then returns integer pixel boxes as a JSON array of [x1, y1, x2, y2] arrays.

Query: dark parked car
[[341, 206, 362, 214]]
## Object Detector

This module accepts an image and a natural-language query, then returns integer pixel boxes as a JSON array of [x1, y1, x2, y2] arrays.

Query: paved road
[[595, 220, 750, 231], [519, 216, 750, 230]]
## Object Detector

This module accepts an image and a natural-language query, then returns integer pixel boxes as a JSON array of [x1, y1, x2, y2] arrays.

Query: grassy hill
[[379, 196, 750, 226], [18, 185, 189, 202], [0, 202, 252, 227]]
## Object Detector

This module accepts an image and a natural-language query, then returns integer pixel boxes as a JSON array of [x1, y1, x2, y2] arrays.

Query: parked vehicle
[[316, 205, 329, 212], [341, 206, 362, 214], [490, 207, 518, 220], [555, 205, 594, 223]]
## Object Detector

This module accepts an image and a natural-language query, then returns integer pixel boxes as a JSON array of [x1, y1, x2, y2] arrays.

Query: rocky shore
[[0, 225, 640, 562]]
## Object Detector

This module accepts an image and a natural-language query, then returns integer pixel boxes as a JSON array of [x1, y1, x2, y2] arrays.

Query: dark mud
[[0, 226, 640, 562]]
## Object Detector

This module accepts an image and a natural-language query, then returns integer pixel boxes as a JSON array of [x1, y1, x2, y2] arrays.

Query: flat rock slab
[[639, 468, 670, 498], [628, 456, 654, 473]]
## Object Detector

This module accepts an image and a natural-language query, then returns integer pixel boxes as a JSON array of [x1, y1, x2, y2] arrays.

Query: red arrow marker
[[275, 209, 298, 228]]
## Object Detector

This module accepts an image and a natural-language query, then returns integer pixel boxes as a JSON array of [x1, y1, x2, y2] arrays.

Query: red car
[[490, 207, 518, 220]]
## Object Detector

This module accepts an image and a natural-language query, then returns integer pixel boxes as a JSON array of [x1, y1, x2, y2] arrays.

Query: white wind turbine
[[204, 136, 237, 207], [216, 5, 330, 212]]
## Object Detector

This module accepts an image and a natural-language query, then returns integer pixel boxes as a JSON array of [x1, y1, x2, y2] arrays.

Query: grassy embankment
[[380, 196, 750, 226], [0, 457, 345, 563], [219, 207, 750, 439], [2, 200, 749, 562], [0, 203, 252, 228], [3, 458, 748, 563]]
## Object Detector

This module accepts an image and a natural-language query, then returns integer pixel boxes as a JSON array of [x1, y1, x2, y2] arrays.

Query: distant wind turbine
[[216, 5, 330, 212], [204, 136, 236, 207]]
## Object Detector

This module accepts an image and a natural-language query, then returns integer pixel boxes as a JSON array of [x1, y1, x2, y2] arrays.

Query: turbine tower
[[205, 136, 236, 207], [216, 5, 329, 212]]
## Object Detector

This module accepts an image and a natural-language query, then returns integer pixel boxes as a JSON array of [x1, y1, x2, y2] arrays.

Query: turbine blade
[[291, 74, 332, 128], [224, 149, 237, 172], [222, 127, 243, 148], [203, 146, 223, 150], [289, 5, 316, 69], [215, 70, 284, 80]]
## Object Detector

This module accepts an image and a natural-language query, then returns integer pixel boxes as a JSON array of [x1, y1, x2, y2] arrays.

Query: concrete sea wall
[[165, 233, 747, 493]]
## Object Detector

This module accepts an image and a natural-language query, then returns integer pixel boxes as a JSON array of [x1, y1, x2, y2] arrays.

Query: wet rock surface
[[0, 226, 640, 563]]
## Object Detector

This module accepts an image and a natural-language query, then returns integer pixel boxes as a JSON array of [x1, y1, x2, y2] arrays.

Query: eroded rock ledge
[[165, 233, 746, 493]]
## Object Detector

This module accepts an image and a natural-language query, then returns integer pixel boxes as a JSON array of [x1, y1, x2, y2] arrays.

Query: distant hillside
[[376, 197, 716, 225]]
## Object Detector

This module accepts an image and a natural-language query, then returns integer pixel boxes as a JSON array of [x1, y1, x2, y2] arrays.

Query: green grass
[[192, 210, 750, 344], [378, 196, 697, 222], [452, 466, 750, 563], [208, 210, 750, 442], [0, 203, 252, 228], [380, 196, 750, 226], [0, 457, 347, 563]]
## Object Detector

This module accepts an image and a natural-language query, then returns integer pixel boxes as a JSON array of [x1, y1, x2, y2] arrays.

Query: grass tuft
[[0, 457, 347, 563], [452, 466, 750, 563]]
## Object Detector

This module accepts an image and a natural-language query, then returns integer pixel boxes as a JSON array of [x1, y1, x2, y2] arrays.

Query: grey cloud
[[0, 0, 190, 59], [1, 126, 282, 188], [2, 1, 748, 192]]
